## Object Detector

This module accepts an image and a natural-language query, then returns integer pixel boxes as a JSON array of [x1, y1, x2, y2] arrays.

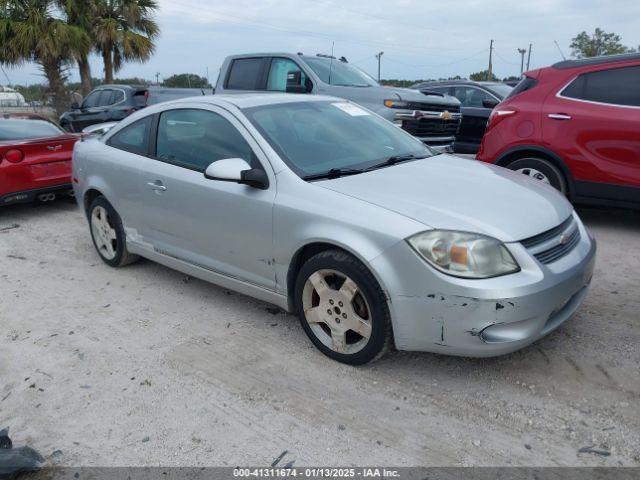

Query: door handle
[[548, 113, 572, 120], [147, 181, 167, 192], [46, 144, 63, 151]]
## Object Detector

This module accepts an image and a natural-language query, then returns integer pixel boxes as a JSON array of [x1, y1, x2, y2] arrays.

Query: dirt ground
[[0, 199, 638, 467]]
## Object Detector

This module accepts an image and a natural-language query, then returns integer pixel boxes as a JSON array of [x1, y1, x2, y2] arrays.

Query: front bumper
[[368, 215, 596, 356]]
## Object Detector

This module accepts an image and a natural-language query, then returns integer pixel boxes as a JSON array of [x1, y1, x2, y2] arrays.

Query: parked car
[[59, 85, 212, 132], [411, 80, 513, 154], [1, 115, 78, 206], [214, 53, 462, 152], [478, 53, 640, 209], [73, 94, 596, 364]]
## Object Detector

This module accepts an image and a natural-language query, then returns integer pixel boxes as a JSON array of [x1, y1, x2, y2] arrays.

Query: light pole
[[518, 48, 527, 76], [375, 51, 384, 82]]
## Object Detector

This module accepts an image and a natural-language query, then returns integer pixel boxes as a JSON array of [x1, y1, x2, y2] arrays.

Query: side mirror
[[285, 70, 311, 94], [482, 98, 499, 109], [204, 158, 268, 189], [71, 102, 80, 110]]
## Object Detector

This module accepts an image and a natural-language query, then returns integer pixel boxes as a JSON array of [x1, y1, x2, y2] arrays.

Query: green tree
[[162, 73, 210, 88], [0, 0, 90, 113], [570, 28, 636, 58], [470, 70, 498, 82], [93, 0, 159, 84]]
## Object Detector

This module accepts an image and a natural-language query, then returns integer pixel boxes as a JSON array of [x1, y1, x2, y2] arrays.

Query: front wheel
[[507, 157, 567, 195], [88, 196, 139, 267], [294, 250, 393, 365]]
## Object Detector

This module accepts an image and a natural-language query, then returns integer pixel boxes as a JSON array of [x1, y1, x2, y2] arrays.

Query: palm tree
[[93, 0, 159, 84], [59, 0, 97, 95], [0, 0, 90, 113]]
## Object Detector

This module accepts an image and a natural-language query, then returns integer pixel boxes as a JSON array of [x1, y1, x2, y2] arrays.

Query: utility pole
[[155, 72, 161, 85], [375, 51, 384, 82], [518, 48, 527, 76], [526, 43, 532, 71], [488, 39, 494, 81]]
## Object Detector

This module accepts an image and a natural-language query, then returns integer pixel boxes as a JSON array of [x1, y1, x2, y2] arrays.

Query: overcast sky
[[2, 0, 639, 86]]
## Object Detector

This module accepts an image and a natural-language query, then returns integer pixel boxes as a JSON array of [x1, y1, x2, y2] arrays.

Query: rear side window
[[155, 109, 256, 172], [561, 66, 640, 107], [107, 116, 152, 155], [226, 58, 263, 90], [505, 76, 538, 99]]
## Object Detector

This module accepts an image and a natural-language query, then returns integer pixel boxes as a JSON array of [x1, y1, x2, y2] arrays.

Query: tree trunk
[[77, 54, 93, 96], [41, 58, 67, 117], [102, 47, 114, 84]]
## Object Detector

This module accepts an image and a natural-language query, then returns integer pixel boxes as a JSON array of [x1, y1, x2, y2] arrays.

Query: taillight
[[486, 109, 517, 130], [4, 149, 24, 163]]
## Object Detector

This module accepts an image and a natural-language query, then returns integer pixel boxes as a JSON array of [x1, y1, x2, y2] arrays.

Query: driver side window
[[82, 91, 101, 108], [267, 58, 308, 92], [453, 87, 495, 108], [155, 109, 258, 172]]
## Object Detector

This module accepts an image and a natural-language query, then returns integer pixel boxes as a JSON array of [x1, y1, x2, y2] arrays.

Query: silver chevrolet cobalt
[[72, 94, 596, 364]]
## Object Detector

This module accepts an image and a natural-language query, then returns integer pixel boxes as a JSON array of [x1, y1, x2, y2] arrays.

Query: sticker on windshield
[[332, 102, 370, 116]]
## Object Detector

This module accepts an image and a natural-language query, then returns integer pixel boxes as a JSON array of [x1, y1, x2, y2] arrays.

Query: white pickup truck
[[215, 52, 462, 152]]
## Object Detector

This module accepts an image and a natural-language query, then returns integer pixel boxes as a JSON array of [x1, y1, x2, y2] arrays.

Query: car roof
[[156, 93, 342, 110], [552, 52, 640, 69]]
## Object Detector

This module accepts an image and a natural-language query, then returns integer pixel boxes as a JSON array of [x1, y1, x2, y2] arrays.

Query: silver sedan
[[72, 94, 596, 364]]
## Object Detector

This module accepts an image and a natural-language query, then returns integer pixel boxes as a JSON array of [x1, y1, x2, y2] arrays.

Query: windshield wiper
[[364, 153, 430, 172], [302, 167, 366, 181]]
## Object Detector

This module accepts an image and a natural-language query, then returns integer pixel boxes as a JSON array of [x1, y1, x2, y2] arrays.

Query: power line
[[178, 3, 476, 55]]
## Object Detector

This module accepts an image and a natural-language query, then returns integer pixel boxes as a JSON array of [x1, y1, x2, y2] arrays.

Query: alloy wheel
[[302, 269, 373, 355], [91, 206, 118, 260], [516, 167, 551, 185]]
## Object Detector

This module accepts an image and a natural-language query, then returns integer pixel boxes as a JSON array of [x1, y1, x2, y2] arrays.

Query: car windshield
[[244, 101, 433, 178], [486, 83, 513, 99], [0, 119, 63, 141], [304, 57, 378, 87]]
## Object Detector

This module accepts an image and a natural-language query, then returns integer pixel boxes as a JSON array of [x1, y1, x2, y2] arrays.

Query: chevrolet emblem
[[441, 110, 452, 121]]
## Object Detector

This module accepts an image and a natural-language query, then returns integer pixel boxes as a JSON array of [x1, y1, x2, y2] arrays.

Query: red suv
[[477, 53, 640, 209]]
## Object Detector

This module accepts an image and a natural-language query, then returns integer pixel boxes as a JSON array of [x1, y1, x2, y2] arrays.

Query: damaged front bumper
[[368, 217, 596, 357]]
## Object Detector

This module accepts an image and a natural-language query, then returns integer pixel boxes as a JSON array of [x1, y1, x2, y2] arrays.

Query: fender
[[494, 145, 576, 199]]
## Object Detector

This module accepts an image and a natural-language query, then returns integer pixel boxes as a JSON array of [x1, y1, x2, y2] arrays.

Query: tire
[[507, 157, 567, 195], [88, 196, 139, 267], [294, 249, 393, 365]]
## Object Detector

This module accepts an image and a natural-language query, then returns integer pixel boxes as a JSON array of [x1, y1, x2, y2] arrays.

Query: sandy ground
[[0, 199, 639, 468]]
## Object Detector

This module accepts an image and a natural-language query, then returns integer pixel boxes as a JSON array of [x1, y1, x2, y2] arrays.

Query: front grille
[[404, 103, 461, 113], [521, 216, 574, 248], [402, 118, 459, 137], [521, 216, 581, 264]]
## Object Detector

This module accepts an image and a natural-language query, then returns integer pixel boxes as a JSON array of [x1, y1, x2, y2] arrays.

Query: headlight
[[384, 99, 410, 109], [407, 230, 520, 279]]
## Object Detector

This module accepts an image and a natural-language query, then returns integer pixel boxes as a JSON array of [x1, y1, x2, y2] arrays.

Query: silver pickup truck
[[215, 53, 462, 151]]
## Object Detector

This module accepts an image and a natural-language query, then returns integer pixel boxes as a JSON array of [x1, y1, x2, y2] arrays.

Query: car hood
[[315, 155, 573, 243], [382, 86, 460, 106]]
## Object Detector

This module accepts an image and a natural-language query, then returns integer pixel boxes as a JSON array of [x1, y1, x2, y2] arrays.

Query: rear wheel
[[507, 157, 567, 195], [294, 250, 392, 365], [88, 196, 139, 267]]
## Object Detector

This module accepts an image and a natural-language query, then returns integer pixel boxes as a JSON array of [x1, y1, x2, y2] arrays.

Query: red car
[[477, 53, 640, 209], [0, 115, 79, 206]]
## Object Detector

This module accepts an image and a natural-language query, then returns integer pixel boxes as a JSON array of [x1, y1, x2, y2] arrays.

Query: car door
[[70, 90, 101, 131], [135, 105, 276, 289], [451, 86, 498, 151], [75, 90, 114, 131], [102, 115, 155, 229], [543, 64, 640, 200]]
